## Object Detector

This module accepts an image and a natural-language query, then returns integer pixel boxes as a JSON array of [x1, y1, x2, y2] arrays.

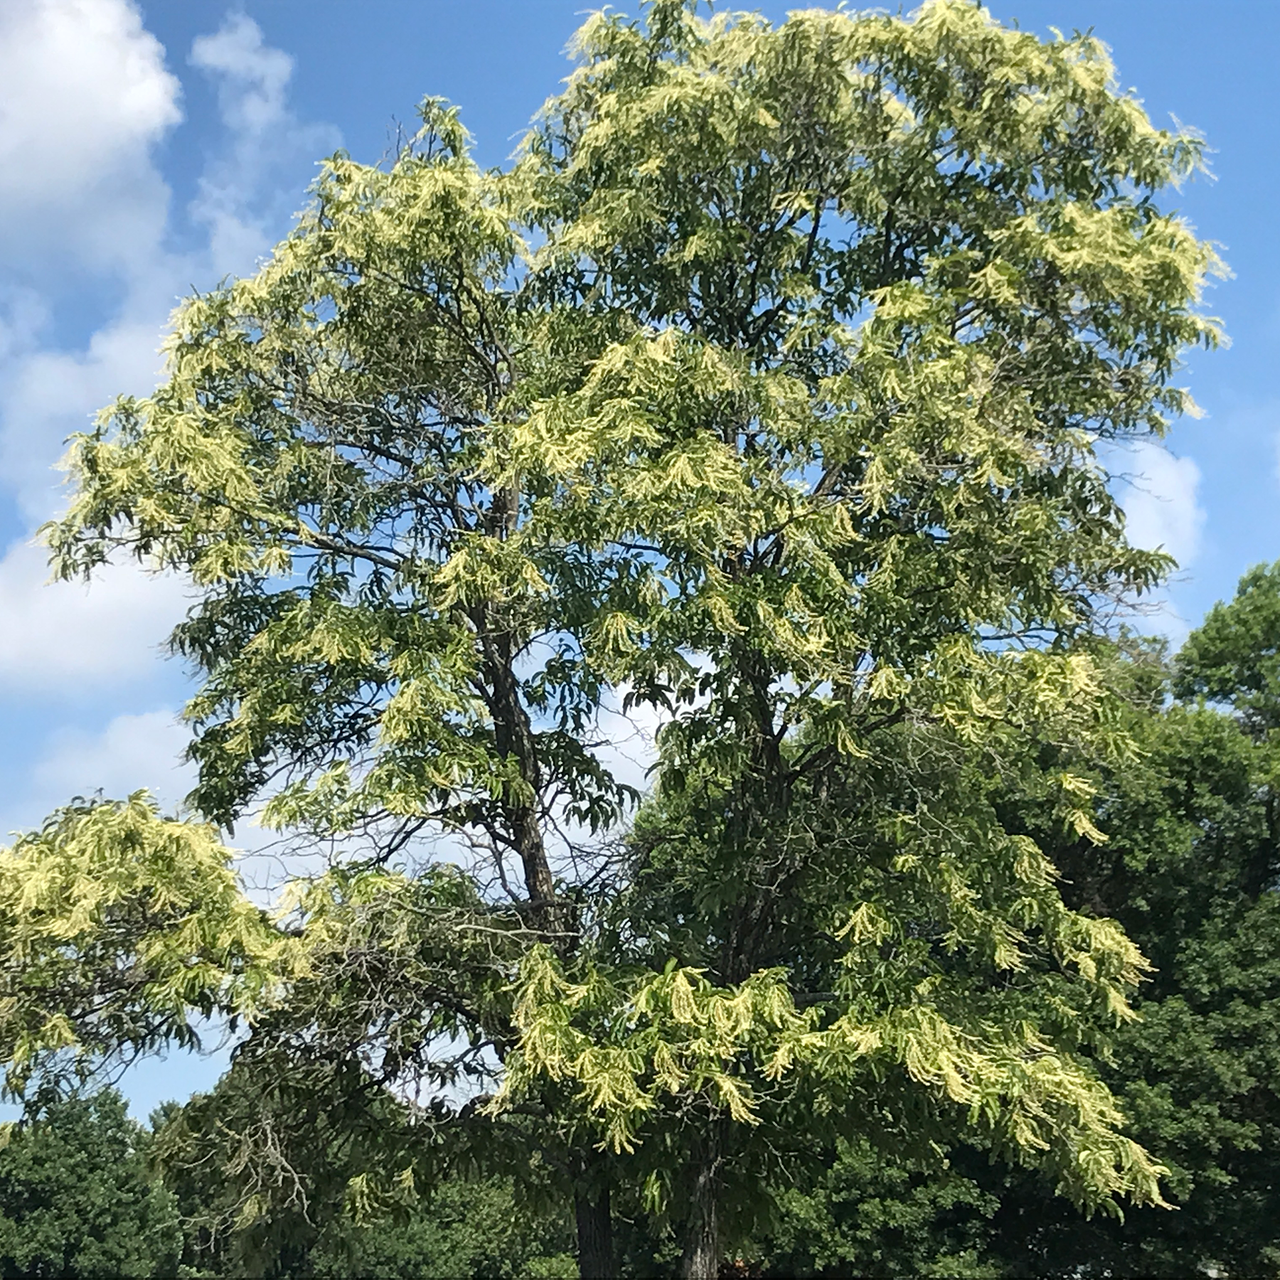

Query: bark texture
[[681, 1132, 722, 1280], [575, 1184, 614, 1279]]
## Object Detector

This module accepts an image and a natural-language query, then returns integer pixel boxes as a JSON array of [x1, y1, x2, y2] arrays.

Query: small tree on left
[[0, 1089, 181, 1279]]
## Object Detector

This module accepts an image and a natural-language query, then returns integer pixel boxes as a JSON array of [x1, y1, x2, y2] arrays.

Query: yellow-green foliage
[[24, 0, 1224, 1228], [0, 795, 284, 1096]]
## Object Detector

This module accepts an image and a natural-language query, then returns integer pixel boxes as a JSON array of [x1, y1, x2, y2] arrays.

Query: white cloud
[[0, 0, 185, 517], [0, 312, 171, 517], [0, 539, 187, 691], [0, 8, 340, 522], [32, 707, 191, 807], [0, 5, 340, 848], [190, 13, 294, 137], [4, 698, 300, 901], [0, 290, 52, 365], [1113, 440, 1206, 568], [189, 13, 340, 276], [0, 0, 181, 274], [0, 706, 189, 844]]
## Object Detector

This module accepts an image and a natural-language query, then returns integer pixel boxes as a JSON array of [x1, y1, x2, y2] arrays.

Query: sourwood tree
[[0, 2, 1222, 1276], [142, 584, 1280, 1278]]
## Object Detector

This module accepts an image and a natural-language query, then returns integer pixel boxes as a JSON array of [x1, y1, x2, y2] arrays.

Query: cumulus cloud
[[0, 538, 188, 692], [0, 289, 52, 365], [0, 0, 181, 275], [0, 2, 347, 892], [0, 706, 188, 845], [1112, 439, 1206, 568], [0, 7, 341, 520], [189, 13, 340, 276], [5, 695, 299, 902], [191, 12, 294, 137], [0, 5, 337, 701], [0, 0, 181, 517], [32, 707, 191, 806], [0, 312, 171, 517]]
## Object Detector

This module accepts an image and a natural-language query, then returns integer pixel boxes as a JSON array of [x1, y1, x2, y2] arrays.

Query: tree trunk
[[681, 1132, 721, 1280], [575, 1183, 614, 1279], [473, 609, 566, 938]]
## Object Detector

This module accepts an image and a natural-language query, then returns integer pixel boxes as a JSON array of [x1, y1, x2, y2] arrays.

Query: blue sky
[[0, 0, 1275, 1116]]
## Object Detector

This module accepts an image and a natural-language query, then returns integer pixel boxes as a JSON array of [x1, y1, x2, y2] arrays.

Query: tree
[[983, 584, 1280, 1277], [1, 1, 1220, 1276], [151, 1078, 578, 1279], [303, 1177, 577, 1280], [741, 602, 1280, 1278], [1175, 559, 1280, 739], [0, 1090, 181, 1279], [750, 1135, 1001, 1278]]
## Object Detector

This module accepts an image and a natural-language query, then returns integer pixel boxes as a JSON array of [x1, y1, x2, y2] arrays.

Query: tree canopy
[[0, 1, 1227, 1275]]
